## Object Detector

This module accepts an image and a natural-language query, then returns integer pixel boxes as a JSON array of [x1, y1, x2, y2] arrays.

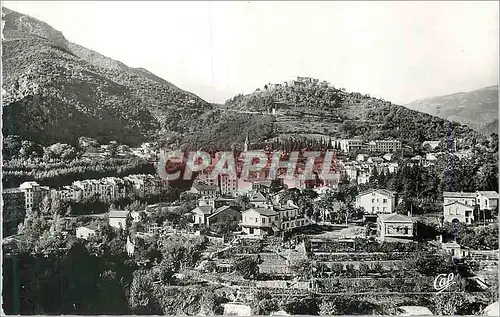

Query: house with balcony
[[76, 224, 100, 240], [443, 192, 477, 206], [274, 204, 310, 231], [19, 181, 50, 215], [220, 174, 238, 197], [190, 182, 219, 198], [339, 139, 364, 153], [476, 191, 499, 211], [241, 208, 280, 236], [443, 201, 474, 224], [355, 189, 397, 215], [192, 206, 214, 226], [108, 210, 130, 229], [442, 191, 498, 224], [377, 213, 414, 242]]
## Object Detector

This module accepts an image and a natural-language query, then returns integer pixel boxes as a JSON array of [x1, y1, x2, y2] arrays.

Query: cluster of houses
[[331, 139, 402, 154], [191, 184, 311, 237], [354, 188, 499, 242], [443, 191, 499, 224], [354, 188, 414, 242], [342, 155, 399, 184], [80, 140, 159, 161], [261, 76, 331, 91], [56, 174, 162, 202], [2, 174, 164, 237], [63, 175, 499, 277]]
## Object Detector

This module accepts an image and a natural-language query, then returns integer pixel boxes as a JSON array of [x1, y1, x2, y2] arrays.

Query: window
[[372, 207, 375, 212], [383, 207, 387, 212], [262, 218, 266, 224], [372, 199, 375, 203], [383, 199, 387, 204], [255, 218, 258, 223]]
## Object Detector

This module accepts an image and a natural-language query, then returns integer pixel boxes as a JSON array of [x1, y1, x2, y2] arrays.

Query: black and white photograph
[[1, 1, 499, 316]]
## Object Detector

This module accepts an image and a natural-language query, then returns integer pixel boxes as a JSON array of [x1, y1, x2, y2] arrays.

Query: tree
[[39, 196, 51, 216], [289, 258, 312, 278], [211, 218, 240, 235], [432, 293, 468, 316], [234, 256, 259, 279], [408, 252, 451, 276], [282, 296, 319, 315], [319, 300, 338, 315], [65, 205, 73, 216], [359, 262, 370, 276], [270, 179, 284, 193], [128, 271, 161, 314], [236, 195, 250, 210], [51, 196, 61, 215], [199, 291, 226, 316], [153, 257, 176, 285], [253, 290, 279, 315], [2, 135, 22, 159]]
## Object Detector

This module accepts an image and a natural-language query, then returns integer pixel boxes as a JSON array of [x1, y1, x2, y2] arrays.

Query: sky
[[3, 1, 499, 104]]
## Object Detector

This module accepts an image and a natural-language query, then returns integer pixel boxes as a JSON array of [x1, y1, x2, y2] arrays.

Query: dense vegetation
[[224, 81, 485, 150], [2, 8, 211, 146], [405, 85, 498, 135]]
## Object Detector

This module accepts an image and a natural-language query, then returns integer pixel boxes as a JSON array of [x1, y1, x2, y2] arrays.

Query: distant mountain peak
[[2, 7, 211, 145], [405, 85, 498, 135]]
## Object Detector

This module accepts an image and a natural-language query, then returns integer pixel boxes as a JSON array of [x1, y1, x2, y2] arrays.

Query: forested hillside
[[223, 81, 485, 150], [2, 8, 211, 146], [2, 8, 489, 151], [406, 85, 498, 136]]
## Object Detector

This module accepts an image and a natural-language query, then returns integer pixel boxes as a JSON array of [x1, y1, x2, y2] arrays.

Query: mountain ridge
[[2, 7, 487, 151], [405, 85, 498, 136], [2, 7, 211, 146]]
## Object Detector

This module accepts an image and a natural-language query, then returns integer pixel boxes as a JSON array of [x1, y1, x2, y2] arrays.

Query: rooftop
[[443, 201, 475, 209], [207, 206, 239, 219], [248, 191, 267, 202], [243, 208, 279, 217], [443, 191, 476, 198], [19, 181, 40, 188], [378, 213, 413, 223], [192, 182, 219, 191], [357, 188, 396, 198], [3, 187, 23, 194], [477, 191, 499, 199], [193, 206, 213, 215], [79, 223, 100, 231], [108, 210, 130, 218]]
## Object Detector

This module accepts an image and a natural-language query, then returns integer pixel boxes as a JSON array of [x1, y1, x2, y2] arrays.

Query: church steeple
[[244, 133, 249, 152]]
